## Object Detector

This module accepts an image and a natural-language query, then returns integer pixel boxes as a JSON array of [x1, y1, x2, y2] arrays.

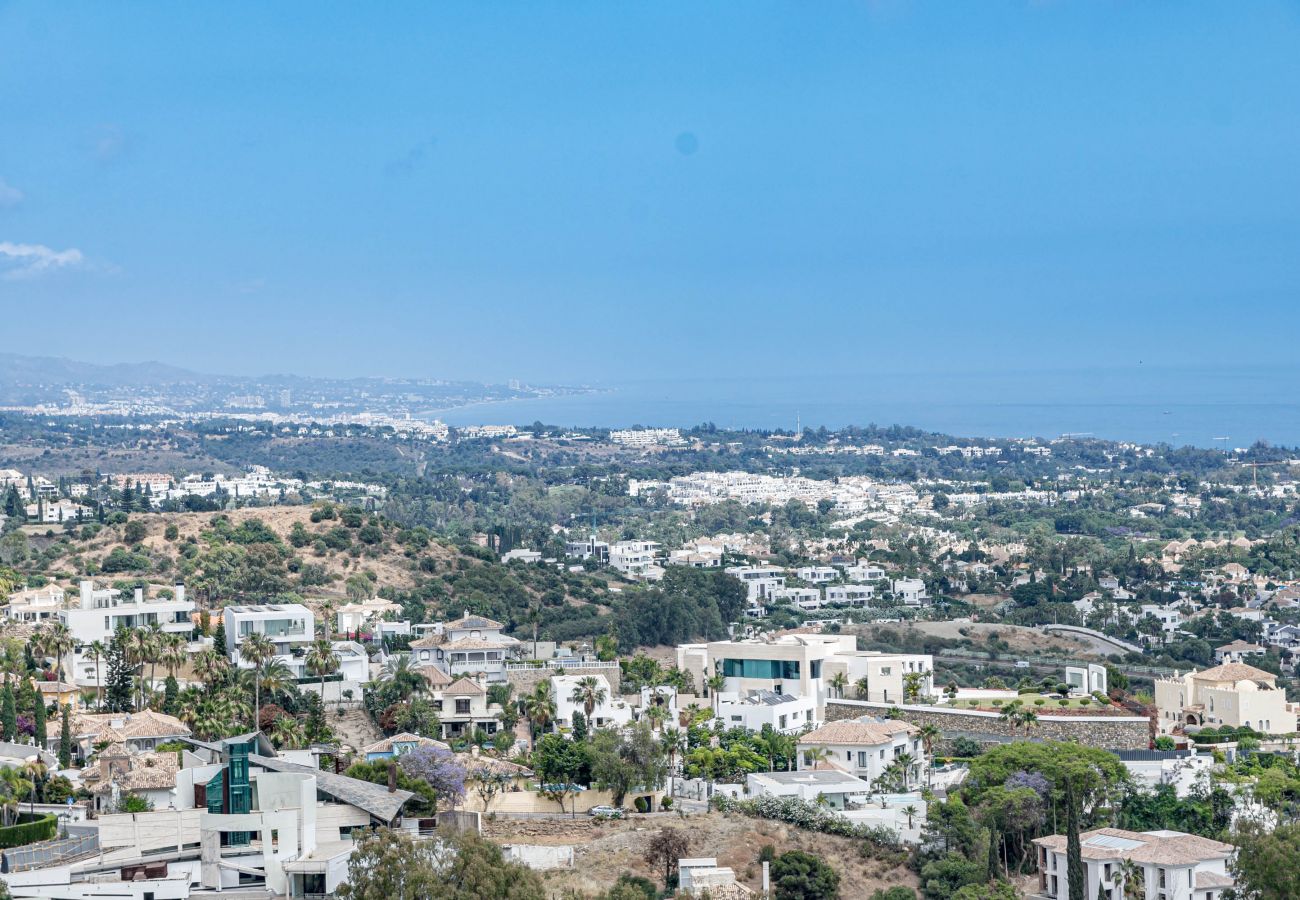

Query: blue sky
[[2, 2, 1299, 385]]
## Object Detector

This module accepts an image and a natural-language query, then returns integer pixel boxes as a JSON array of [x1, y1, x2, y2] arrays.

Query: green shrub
[[1057, 699, 1069, 707], [1034, 699, 1046, 706], [633, 796, 649, 813], [759, 844, 777, 863], [0, 813, 56, 849], [659, 796, 673, 810]]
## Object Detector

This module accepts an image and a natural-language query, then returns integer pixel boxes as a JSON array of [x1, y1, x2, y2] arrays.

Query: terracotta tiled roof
[[74, 710, 191, 742], [1191, 663, 1276, 684], [363, 732, 450, 755], [442, 677, 486, 696], [446, 613, 504, 630], [798, 717, 918, 747], [458, 753, 533, 777], [84, 751, 179, 795], [415, 665, 453, 687], [1034, 828, 1234, 866], [442, 637, 510, 651]]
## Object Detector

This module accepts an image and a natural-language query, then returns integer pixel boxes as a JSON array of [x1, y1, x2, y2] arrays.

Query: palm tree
[[902, 671, 926, 704], [239, 632, 276, 730], [894, 752, 917, 789], [1119, 858, 1144, 899], [523, 682, 555, 746], [705, 672, 726, 715], [828, 671, 848, 700], [270, 715, 306, 750], [902, 803, 918, 829], [192, 648, 229, 689], [21, 760, 46, 815], [568, 676, 607, 721], [304, 639, 339, 706], [253, 658, 296, 720], [1019, 708, 1039, 738], [644, 702, 668, 732], [918, 723, 940, 785], [998, 700, 1025, 736], [802, 746, 831, 771], [145, 622, 165, 700], [854, 676, 871, 700], [86, 640, 105, 710], [660, 728, 685, 773], [45, 623, 76, 683], [379, 654, 426, 701], [160, 633, 187, 679]]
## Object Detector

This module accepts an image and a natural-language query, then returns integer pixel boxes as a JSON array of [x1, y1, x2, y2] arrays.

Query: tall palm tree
[[568, 676, 607, 721], [705, 672, 726, 715], [902, 803, 918, 829], [828, 671, 848, 700], [239, 632, 276, 730], [126, 627, 157, 710], [918, 723, 940, 785], [160, 633, 187, 679], [144, 622, 165, 700], [304, 639, 339, 706], [644, 703, 668, 732], [894, 752, 917, 789], [86, 640, 105, 710], [660, 728, 685, 773], [523, 682, 555, 747], [21, 760, 46, 815], [45, 622, 75, 682]]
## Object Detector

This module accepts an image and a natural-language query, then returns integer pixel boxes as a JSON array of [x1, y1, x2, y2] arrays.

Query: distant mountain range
[[0, 352, 576, 412], [0, 352, 202, 388]]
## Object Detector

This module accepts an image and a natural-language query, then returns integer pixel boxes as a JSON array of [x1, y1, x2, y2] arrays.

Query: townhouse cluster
[[725, 561, 929, 617]]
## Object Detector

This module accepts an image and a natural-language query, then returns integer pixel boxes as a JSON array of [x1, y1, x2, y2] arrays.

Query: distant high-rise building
[[278, 389, 292, 408], [508, 379, 522, 391]]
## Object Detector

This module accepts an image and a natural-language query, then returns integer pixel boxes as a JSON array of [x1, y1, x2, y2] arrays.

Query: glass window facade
[[721, 658, 800, 679]]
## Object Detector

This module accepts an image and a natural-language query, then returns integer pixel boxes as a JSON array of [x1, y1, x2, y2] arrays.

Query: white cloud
[[0, 241, 84, 280], [0, 179, 22, 208]]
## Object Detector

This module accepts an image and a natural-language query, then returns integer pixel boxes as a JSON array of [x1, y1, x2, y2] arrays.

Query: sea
[[431, 366, 1300, 449]]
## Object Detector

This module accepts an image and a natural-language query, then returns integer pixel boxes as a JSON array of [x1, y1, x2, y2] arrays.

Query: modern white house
[[223, 603, 316, 667], [1033, 828, 1235, 900], [679, 634, 841, 720], [745, 768, 872, 810], [608, 540, 661, 578], [822, 650, 934, 704], [63, 582, 197, 687], [552, 674, 631, 730], [890, 578, 929, 606], [796, 717, 924, 787], [825, 584, 875, 607], [771, 586, 823, 611], [844, 563, 887, 582], [796, 566, 839, 584], [724, 565, 788, 602], [714, 689, 817, 734]]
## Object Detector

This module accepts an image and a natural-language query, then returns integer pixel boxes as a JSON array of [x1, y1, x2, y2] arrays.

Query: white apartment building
[[609, 427, 683, 447], [797, 717, 924, 787], [796, 566, 839, 584], [63, 582, 196, 686], [223, 603, 316, 667], [1033, 828, 1235, 900], [890, 578, 930, 606], [825, 584, 875, 607]]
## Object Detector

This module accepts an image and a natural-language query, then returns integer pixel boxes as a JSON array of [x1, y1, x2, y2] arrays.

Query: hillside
[[16, 504, 623, 644]]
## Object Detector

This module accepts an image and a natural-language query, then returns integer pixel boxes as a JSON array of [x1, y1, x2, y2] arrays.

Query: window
[[720, 658, 799, 680], [455, 699, 470, 715]]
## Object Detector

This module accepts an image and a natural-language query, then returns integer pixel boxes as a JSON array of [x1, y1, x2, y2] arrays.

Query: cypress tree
[[33, 696, 47, 746], [1065, 776, 1085, 900], [213, 622, 228, 656], [1, 684, 15, 742], [58, 705, 71, 769], [572, 710, 588, 742]]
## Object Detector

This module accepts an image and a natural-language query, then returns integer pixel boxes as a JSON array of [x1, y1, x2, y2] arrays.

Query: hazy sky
[[2, 3, 1299, 385]]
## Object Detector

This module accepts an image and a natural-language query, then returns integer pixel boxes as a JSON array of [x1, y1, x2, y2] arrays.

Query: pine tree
[[572, 710, 588, 742], [33, 696, 47, 746], [213, 622, 228, 656], [0, 684, 15, 742], [163, 676, 178, 716], [104, 629, 134, 713], [58, 705, 71, 769]]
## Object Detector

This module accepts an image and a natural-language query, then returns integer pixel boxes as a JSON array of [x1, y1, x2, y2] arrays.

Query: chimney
[[387, 761, 397, 793], [79, 580, 94, 608], [174, 584, 186, 605], [134, 588, 144, 604]]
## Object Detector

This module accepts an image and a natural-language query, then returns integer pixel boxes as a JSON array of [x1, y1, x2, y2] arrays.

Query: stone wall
[[825, 699, 1151, 751]]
